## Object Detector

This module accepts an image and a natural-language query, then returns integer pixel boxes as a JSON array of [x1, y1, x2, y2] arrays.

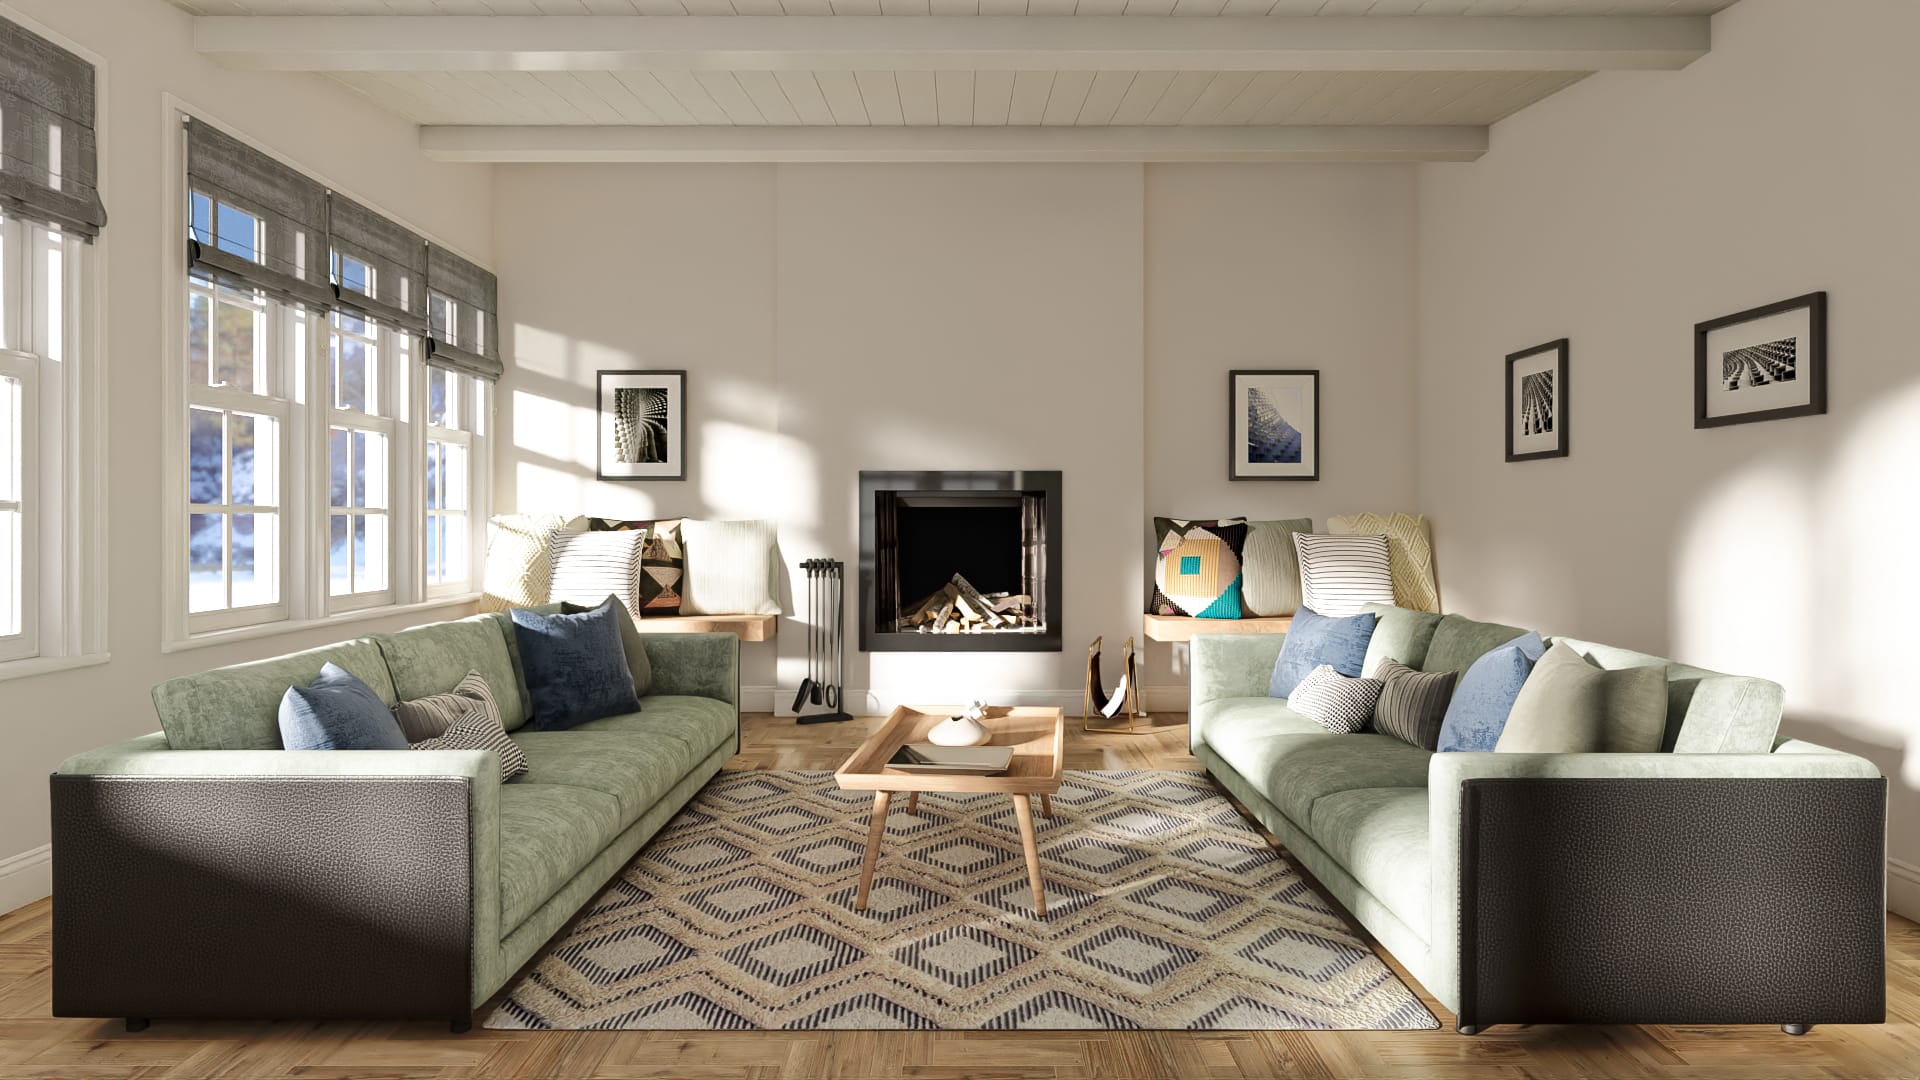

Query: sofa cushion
[[1422, 614, 1531, 676], [512, 600, 643, 731], [375, 614, 530, 732], [563, 597, 653, 697], [510, 730, 696, 820], [1436, 631, 1547, 752], [1497, 641, 1668, 754], [1308, 787, 1431, 944], [1553, 637, 1783, 754], [153, 637, 396, 750], [277, 663, 410, 751], [1268, 606, 1377, 699], [1240, 518, 1314, 617], [574, 694, 738, 762], [1360, 604, 1445, 677], [498, 783, 624, 934], [1205, 702, 1433, 827]]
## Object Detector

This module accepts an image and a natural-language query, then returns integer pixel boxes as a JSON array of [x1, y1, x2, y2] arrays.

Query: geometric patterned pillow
[[1287, 664, 1384, 735], [589, 518, 684, 616], [411, 704, 528, 783], [1151, 517, 1247, 618]]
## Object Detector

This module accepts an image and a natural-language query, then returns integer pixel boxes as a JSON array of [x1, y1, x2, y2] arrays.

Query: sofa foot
[[124, 1018, 149, 1033], [1455, 1022, 1481, 1035], [450, 1015, 473, 1034], [1782, 1023, 1811, 1036]]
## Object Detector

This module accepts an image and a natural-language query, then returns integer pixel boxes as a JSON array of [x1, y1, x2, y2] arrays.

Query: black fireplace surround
[[859, 470, 1063, 653]]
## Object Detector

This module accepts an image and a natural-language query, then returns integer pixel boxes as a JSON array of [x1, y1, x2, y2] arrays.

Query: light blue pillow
[[1436, 631, 1548, 752], [278, 662, 409, 751], [1269, 607, 1378, 699], [512, 598, 642, 732]]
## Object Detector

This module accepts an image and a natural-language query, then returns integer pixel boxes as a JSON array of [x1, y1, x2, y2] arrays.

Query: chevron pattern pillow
[[1288, 664, 1384, 735], [412, 704, 527, 783]]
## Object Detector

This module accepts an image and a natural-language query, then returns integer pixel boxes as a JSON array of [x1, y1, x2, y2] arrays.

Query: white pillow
[[548, 529, 644, 614], [679, 519, 782, 616], [479, 513, 584, 611], [1292, 533, 1395, 617]]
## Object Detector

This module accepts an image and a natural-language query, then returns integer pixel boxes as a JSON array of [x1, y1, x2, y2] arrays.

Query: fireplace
[[859, 471, 1062, 653]]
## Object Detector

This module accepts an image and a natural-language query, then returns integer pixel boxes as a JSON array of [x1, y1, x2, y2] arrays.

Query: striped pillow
[[392, 670, 501, 742], [1293, 533, 1395, 618], [1288, 664, 1384, 735], [1372, 659, 1457, 750], [412, 704, 527, 783], [549, 529, 642, 613]]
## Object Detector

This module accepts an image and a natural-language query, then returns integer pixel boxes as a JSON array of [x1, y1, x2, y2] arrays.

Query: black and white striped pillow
[[392, 670, 501, 742], [1293, 533, 1395, 617], [1288, 663, 1384, 735], [1372, 659, 1457, 750], [549, 529, 642, 613], [412, 704, 528, 783]]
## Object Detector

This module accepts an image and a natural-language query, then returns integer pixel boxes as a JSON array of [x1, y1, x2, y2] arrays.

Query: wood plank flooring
[[1, 711, 1915, 1079]]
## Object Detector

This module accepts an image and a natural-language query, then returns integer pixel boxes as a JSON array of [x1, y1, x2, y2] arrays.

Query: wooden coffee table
[[834, 705, 1065, 916]]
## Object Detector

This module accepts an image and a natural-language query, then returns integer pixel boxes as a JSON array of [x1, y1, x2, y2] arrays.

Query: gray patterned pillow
[[392, 670, 499, 742], [1373, 659, 1457, 750], [1288, 664, 1384, 735], [412, 705, 528, 783]]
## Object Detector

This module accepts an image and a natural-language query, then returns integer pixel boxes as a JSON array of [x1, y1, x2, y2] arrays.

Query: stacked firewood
[[899, 574, 1036, 634]]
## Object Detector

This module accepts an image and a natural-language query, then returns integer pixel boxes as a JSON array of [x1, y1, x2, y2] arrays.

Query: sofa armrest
[[1426, 746, 1885, 1029], [1188, 633, 1286, 709], [52, 745, 502, 1025], [640, 631, 739, 706]]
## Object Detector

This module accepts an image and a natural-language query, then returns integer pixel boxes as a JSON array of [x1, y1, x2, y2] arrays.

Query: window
[[327, 252, 397, 606], [425, 366, 480, 593], [0, 212, 90, 664]]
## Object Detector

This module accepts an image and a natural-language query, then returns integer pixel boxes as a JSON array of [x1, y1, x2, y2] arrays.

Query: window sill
[[0, 652, 113, 686], [163, 594, 482, 655]]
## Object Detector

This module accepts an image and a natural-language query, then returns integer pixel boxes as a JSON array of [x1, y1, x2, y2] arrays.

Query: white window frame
[[324, 293, 404, 614], [0, 204, 106, 677], [422, 366, 486, 599], [163, 105, 490, 651]]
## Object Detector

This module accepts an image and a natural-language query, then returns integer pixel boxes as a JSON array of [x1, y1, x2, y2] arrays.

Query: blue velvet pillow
[[511, 598, 642, 732], [1269, 606, 1378, 699], [278, 662, 409, 751], [1436, 631, 1548, 752]]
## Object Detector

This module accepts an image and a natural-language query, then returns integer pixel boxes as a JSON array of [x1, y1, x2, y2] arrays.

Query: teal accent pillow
[[1194, 576, 1244, 619], [511, 598, 642, 731], [1268, 606, 1377, 699], [278, 663, 409, 751], [1436, 631, 1547, 752]]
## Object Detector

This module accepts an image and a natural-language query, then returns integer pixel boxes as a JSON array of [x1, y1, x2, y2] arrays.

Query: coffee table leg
[[1040, 793, 1053, 819], [856, 791, 891, 912], [1013, 794, 1046, 917]]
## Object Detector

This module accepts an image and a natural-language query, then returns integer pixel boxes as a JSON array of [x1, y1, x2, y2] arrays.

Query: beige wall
[[493, 162, 1420, 713], [0, 0, 493, 909], [1414, 0, 1920, 916]]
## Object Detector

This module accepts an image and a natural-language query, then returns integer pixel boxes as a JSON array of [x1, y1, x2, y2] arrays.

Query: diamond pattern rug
[[484, 769, 1438, 1031]]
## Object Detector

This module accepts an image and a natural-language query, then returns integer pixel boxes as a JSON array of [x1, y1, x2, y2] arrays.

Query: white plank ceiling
[[170, 2, 1733, 16]]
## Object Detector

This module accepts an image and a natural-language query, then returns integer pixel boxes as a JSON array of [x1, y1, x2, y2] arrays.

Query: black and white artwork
[[597, 370, 685, 481], [1696, 293, 1826, 428], [1230, 370, 1319, 481], [1506, 339, 1569, 462]]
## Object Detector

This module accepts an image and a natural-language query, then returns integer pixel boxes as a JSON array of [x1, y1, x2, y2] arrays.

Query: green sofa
[[48, 609, 738, 1030], [1191, 604, 1887, 1035]]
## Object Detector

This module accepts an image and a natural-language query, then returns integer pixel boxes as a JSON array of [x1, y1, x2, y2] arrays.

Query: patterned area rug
[[484, 770, 1437, 1031]]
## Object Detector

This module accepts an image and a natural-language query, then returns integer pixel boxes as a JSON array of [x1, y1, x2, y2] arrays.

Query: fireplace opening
[[859, 471, 1063, 653]]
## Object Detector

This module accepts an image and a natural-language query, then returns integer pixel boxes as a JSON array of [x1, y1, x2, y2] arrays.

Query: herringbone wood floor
[[2, 711, 1915, 1079]]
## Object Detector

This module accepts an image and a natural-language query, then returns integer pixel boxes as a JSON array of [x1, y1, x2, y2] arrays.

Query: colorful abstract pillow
[[1151, 517, 1247, 619], [589, 517, 684, 615]]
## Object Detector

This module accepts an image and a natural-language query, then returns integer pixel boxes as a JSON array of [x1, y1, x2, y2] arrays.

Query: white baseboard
[[1889, 857, 1920, 923], [767, 685, 1194, 718], [741, 684, 776, 713], [0, 844, 50, 916]]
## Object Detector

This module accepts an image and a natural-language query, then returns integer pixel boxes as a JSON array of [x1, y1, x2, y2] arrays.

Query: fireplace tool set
[[794, 558, 854, 724]]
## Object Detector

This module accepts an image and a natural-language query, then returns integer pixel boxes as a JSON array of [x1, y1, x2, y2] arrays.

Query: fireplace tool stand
[[795, 558, 853, 724]]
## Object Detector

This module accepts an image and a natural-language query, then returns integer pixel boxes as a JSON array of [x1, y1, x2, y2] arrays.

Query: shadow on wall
[[1671, 379, 1920, 860]]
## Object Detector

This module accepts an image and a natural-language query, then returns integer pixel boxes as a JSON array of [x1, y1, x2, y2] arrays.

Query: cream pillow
[[679, 519, 782, 616], [479, 513, 586, 611], [1496, 642, 1668, 754]]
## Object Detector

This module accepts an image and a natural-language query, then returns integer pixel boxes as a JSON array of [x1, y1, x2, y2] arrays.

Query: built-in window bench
[[1141, 613, 1293, 644], [633, 614, 777, 642]]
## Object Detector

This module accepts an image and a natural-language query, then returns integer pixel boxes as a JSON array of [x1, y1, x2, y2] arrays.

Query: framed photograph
[[1505, 339, 1569, 462], [1230, 369, 1319, 481], [1695, 292, 1827, 428], [596, 369, 686, 481]]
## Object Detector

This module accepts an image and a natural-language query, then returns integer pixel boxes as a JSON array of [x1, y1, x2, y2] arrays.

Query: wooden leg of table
[[856, 791, 891, 912], [907, 791, 919, 816], [1040, 793, 1053, 819], [1013, 794, 1046, 918]]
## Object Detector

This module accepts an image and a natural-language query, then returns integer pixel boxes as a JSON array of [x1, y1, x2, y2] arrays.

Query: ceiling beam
[[417, 125, 1489, 164], [199, 15, 1708, 74]]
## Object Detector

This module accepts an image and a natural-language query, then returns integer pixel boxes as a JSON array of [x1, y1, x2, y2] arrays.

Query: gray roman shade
[[425, 244, 501, 382], [0, 17, 107, 238], [328, 194, 429, 333], [184, 119, 332, 308]]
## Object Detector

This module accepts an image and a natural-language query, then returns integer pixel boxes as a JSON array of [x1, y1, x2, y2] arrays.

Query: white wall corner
[[0, 844, 51, 917], [1889, 857, 1920, 923]]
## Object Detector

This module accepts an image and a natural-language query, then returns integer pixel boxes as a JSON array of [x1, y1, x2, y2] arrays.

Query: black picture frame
[[595, 369, 687, 481], [1694, 292, 1827, 429], [1229, 369, 1320, 482], [1505, 339, 1570, 463]]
